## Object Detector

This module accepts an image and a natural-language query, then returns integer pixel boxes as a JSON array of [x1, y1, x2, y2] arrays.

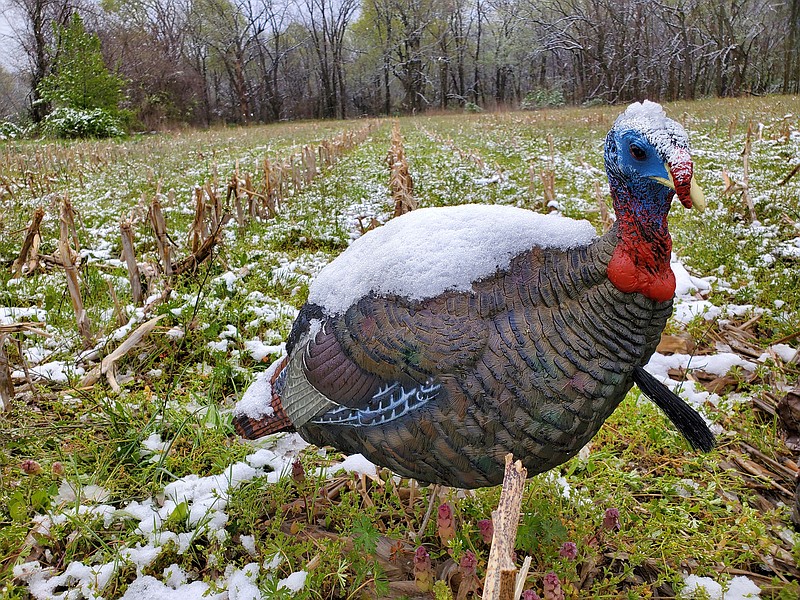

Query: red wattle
[[608, 245, 675, 302]]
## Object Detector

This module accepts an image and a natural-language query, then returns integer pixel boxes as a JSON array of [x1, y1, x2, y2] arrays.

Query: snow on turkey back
[[307, 204, 598, 316]]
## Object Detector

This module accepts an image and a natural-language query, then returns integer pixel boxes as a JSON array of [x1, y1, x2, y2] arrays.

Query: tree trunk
[[784, 0, 800, 93]]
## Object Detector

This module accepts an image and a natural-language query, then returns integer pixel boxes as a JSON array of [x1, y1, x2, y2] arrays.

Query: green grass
[[1, 98, 799, 598]]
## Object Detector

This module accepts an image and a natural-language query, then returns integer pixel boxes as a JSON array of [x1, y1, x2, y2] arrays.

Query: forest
[[1, 0, 800, 130]]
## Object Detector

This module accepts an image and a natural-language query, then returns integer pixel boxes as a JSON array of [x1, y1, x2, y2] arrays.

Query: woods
[[1, 0, 800, 129]]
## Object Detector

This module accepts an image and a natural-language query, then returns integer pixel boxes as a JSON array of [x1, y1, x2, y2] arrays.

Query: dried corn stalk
[[262, 158, 277, 217], [148, 195, 172, 276], [59, 197, 92, 347], [0, 335, 13, 411], [302, 145, 317, 183], [245, 173, 258, 218], [728, 115, 738, 140], [107, 280, 129, 327], [540, 169, 556, 208], [594, 179, 613, 232], [204, 181, 223, 233], [291, 154, 302, 192], [190, 186, 205, 252], [120, 219, 143, 306], [227, 163, 246, 228], [12, 207, 44, 277], [388, 123, 416, 217], [61, 195, 81, 253], [741, 122, 757, 222]]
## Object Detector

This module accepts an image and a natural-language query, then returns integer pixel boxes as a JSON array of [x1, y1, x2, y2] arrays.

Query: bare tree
[[5, 0, 75, 121], [303, 0, 357, 118]]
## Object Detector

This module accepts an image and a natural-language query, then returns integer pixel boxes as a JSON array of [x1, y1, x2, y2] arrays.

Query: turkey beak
[[651, 151, 706, 212]]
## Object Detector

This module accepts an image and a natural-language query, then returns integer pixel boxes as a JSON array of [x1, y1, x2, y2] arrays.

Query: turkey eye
[[629, 144, 647, 160]]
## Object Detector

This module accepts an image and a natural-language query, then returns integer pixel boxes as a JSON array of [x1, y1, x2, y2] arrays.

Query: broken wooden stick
[[483, 454, 528, 600], [80, 314, 166, 390], [170, 220, 228, 276]]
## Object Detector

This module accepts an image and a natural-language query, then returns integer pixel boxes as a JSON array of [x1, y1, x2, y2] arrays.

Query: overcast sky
[[0, 6, 24, 70]]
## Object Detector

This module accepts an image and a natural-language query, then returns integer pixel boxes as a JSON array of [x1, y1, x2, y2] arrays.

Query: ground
[[1, 96, 799, 599]]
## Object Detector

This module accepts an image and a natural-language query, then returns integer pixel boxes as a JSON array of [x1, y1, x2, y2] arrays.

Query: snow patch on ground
[[681, 574, 760, 599], [15, 433, 323, 599]]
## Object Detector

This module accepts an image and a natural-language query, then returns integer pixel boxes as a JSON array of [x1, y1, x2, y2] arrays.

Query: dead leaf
[[657, 333, 696, 355]]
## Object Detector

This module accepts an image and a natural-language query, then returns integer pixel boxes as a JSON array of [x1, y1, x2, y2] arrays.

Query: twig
[[170, 220, 228, 276], [741, 122, 756, 222], [779, 164, 800, 186], [0, 322, 49, 337], [416, 484, 441, 538]]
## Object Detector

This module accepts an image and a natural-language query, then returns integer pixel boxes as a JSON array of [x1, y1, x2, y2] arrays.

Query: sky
[[0, 6, 24, 70]]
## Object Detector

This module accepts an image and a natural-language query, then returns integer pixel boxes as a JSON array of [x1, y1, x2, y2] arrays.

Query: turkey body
[[233, 100, 713, 489], [293, 226, 671, 487]]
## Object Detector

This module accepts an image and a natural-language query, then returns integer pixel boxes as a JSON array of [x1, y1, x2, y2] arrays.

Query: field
[[1, 96, 800, 599]]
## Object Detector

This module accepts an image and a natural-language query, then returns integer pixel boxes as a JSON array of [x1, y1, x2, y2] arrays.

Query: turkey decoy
[[233, 101, 715, 489]]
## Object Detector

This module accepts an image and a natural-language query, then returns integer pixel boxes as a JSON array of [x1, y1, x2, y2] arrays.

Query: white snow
[[321, 453, 377, 478], [682, 575, 722, 599], [244, 339, 284, 362], [681, 574, 760, 599], [227, 563, 261, 600], [672, 255, 712, 296], [13, 360, 85, 383], [233, 353, 286, 420], [120, 576, 221, 600], [308, 204, 597, 315], [54, 481, 110, 504], [771, 343, 798, 363], [278, 570, 308, 593], [142, 433, 168, 458], [207, 339, 229, 352], [0, 306, 46, 324], [162, 564, 187, 589], [646, 351, 756, 384], [240, 534, 257, 557], [672, 299, 721, 325]]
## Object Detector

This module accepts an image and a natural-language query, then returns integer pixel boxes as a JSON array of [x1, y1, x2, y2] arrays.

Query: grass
[[1, 97, 800, 598]]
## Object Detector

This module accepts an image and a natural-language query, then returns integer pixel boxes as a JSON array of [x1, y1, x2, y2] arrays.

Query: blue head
[[604, 101, 704, 218]]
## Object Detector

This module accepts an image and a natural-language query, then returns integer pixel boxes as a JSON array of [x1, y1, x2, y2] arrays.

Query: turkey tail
[[633, 366, 715, 452], [233, 410, 294, 439], [233, 356, 295, 439]]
